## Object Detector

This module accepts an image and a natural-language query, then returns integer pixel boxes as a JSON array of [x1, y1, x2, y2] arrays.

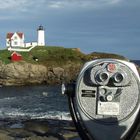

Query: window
[[14, 36, 17, 40], [14, 42, 18, 45]]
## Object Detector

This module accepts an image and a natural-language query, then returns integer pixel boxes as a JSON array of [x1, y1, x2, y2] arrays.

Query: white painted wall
[[6, 33, 25, 47], [37, 30, 45, 46], [25, 42, 37, 47], [6, 39, 10, 47]]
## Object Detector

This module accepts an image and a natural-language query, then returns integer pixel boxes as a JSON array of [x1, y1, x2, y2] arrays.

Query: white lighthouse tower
[[37, 25, 45, 46]]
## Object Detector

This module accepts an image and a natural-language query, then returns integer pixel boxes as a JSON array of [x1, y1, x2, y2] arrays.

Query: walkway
[[8, 45, 36, 52]]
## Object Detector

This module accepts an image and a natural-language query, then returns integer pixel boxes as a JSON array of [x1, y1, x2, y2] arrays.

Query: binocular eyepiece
[[62, 59, 140, 140], [114, 72, 124, 83]]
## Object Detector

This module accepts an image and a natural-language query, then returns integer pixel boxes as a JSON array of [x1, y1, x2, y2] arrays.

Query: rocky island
[[0, 46, 137, 86]]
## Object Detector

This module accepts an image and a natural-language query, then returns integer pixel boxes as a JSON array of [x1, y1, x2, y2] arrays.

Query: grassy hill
[[0, 46, 127, 66]]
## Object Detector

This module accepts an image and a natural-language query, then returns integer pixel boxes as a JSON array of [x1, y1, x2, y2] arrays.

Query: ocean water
[[0, 85, 71, 121], [132, 60, 140, 66]]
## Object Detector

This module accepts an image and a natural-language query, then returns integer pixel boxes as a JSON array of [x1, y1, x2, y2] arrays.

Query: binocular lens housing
[[114, 72, 124, 83], [98, 72, 109, 82]]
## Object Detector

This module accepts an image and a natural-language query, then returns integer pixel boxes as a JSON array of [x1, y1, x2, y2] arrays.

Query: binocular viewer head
[[84, 60, 132, 87], [63, 59, 140, 140]]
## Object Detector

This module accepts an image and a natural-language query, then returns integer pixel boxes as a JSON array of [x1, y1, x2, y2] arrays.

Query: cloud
[[47, 0, 123, 9], [48, 1, 64, 9], [0, 0, 139, 19], [0, 0, 26, 9], [0, 0, 123, 11], [0, 0, 139, 13]]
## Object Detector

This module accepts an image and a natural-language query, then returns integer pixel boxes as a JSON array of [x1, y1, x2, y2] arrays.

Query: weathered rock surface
[[0, 119, 80, 140], [0, 62, 81, 86], [0, 119, 139, 140], [0, 62, 48, 86]]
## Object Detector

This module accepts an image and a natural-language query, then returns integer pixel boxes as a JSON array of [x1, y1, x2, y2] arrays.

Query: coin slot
[[81, 90, 96, 98]]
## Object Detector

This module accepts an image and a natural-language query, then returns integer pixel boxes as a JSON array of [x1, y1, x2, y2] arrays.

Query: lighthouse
[[37, 25, 45, 46]]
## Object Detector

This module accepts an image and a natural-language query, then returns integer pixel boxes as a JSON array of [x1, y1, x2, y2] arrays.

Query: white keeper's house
[[6, 32, 25, 47], [6, 25, 45, 51]]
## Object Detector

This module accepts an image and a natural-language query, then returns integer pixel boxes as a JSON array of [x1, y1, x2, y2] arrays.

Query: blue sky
[[0, 0, 140, 60]]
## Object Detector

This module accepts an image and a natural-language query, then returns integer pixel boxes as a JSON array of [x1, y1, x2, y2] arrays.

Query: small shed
[[11, 52, 22, 61]]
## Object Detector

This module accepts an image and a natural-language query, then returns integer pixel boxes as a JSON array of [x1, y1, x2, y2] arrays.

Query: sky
[[0, 0, 140, 60]]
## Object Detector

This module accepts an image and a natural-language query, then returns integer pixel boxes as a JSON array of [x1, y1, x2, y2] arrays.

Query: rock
[[0, 119, 139, 140], [135, 132, 140, 140], [0, 130, 14, 140], [0, 62, 48, 86], [53, 67, 64, 79], [0, 119, 79, 140], [47, 67, 65, 84], [63, 62, 82, 83], [0, 61, 82, 86], [24, 121, 49, 134]]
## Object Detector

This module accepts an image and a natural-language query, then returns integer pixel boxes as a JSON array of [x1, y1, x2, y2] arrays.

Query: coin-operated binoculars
[[62, 59, 140, 140]]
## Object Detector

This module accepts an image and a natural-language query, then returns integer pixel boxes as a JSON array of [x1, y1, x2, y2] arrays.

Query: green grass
[[0, 46, 127, 66], [0, 49, 11, 64], [22, 46, 85, 66]]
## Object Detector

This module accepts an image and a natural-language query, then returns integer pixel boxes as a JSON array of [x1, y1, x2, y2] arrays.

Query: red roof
[[6, 32, 24, 39], [6, 33, 14, 39], [17, 33, 24, 39], [11, 51, 22, 57], [11, 52, 22, 61]]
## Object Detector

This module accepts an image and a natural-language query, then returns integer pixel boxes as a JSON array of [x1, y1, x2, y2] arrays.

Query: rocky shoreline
[[0, 119, 80, 140], [0, 61, 81, 86], [0, 118, 139, 140]]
